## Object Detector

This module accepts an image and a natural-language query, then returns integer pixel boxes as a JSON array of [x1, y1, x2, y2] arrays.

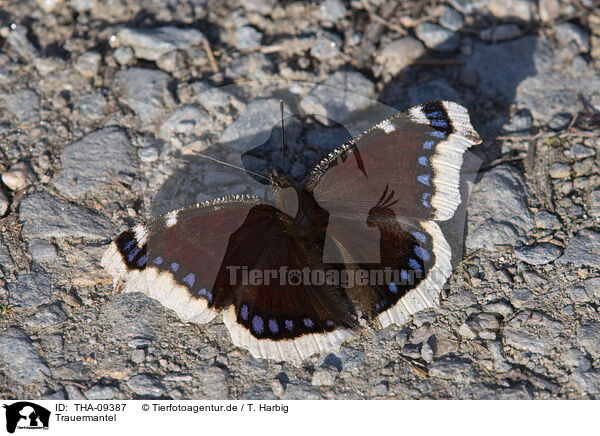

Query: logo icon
[[3, 402, 50, 433]]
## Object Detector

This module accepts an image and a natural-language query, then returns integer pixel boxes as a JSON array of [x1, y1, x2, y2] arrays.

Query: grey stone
[[555, 23, 590, 53], [2, 162, 32, 191], [319, 0, 347, 22], [458, 323, 478, 339], [137, 147, 159, 163], [78, 93, 106, 119], [548, 162, 570, 179], [282, 381, 321, 399], [242, 385, 277, 400], [74, 51, 101, 78], [0, 191, 8, 216], [0, 328, 50, 387], [439, 6, 464, 31], [113, 46, 134, 65], [572, 371, 600, 395], [228, 26, 262, 51], [226, 52, 274, 80], [8, 268, 54, 308], [310, 36, 342, 61], [376, 37, 426, 77], [549, 113, 572, 131], [338, 347, 365, 373], [539, 0, 560, 22], [25, 303, 66, 329], [559, 230, 600, 269], [583, 277, 600, 299], [53, 127, 135, 199], [299, 71, 376, 126], [0, 244, 13, 269], [509, 288, 535, 308], [487, 0, 535, 21], [311, 367, 338, 386], [428, 357, 473, 382], [20, 192, 113, 240], [504, 310, 562, 354], [502, 109, 533, 133], [534, 210, 560, 230], [117, 26, 205, 61], [466, 165, 533, 250], [102, 292, 165, 341], [573, 158, 594, 177], [566, 285, 591, 303], [464, 36, 600, 127], [408, 81, 460, 107], [240, 0, 276, 14], [85, 384, 119, 400], [270, 378, 285, 397], [158, 104, 212, 145], [473, 313, 500, 331], [114, 68, 170, 126], [479, 24, 524, 42], [484, 300, 514, 317], [126, 374, 165, 397], [566, 143, 596, 160], [195, 367, 229, 399], [0, 89, 39, 123], [221, 99, 290, 153], [65, 385, 86, 400], [562, 348, 589, 369], [131, 349, 145, 364], [447, 0, 487, 14], [577, 323, 600, 358], [5, 24, 38, 59], [514, 243, 563, 265], [415, 23, 460, 52]]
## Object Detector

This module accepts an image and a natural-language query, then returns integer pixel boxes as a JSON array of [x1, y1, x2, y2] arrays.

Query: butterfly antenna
[[193, 152, 271, 182], [280, 99, 285, 172]]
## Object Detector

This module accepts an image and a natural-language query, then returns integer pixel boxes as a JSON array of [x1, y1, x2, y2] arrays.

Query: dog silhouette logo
[[3, 402, 50, 433]]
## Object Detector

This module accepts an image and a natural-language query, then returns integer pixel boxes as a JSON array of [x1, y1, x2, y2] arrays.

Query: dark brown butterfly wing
[[306, 101, 479, 327]]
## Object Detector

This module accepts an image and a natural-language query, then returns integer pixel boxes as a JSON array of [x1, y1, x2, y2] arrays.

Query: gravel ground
[[1, 0, 600, 400]]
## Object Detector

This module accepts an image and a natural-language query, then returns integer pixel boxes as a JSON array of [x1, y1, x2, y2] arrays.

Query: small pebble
[[311, 367, 337, 387], [74, 51, 102, 78], [539, 0, 560, 22], [565, 143, 596, 160], [2, 162, 31, 191], [458, 322, 478, 339], [473, 313, 500, 331], [138, 146, 159, 163], [0, 191, 8, 216], [370, 382, 388, 397], [549, 113, 572, 131], [534, 210, 560, 229], [415, 23, 460, 52], [28, 239, 57, 262], [439, 6, 464, 31], [113, 46, 134, 65], [487, 0, 535, 21], [270, 379, 285, 397], [548, 162, 571, 179], [131, 349, 145, 363], [573, 158, 594, 177]]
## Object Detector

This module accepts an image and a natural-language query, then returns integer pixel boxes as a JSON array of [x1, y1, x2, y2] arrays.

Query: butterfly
[[101, 100, 481, 363]]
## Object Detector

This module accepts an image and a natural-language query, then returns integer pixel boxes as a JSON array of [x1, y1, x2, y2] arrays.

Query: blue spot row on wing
[[238, 305, 337, 338]]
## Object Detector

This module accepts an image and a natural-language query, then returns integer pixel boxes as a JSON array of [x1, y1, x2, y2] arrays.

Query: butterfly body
[[102, 100, 481, 363]]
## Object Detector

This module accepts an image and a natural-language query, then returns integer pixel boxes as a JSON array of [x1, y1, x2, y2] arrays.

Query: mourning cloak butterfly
[[102, 100, 481, 363]]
